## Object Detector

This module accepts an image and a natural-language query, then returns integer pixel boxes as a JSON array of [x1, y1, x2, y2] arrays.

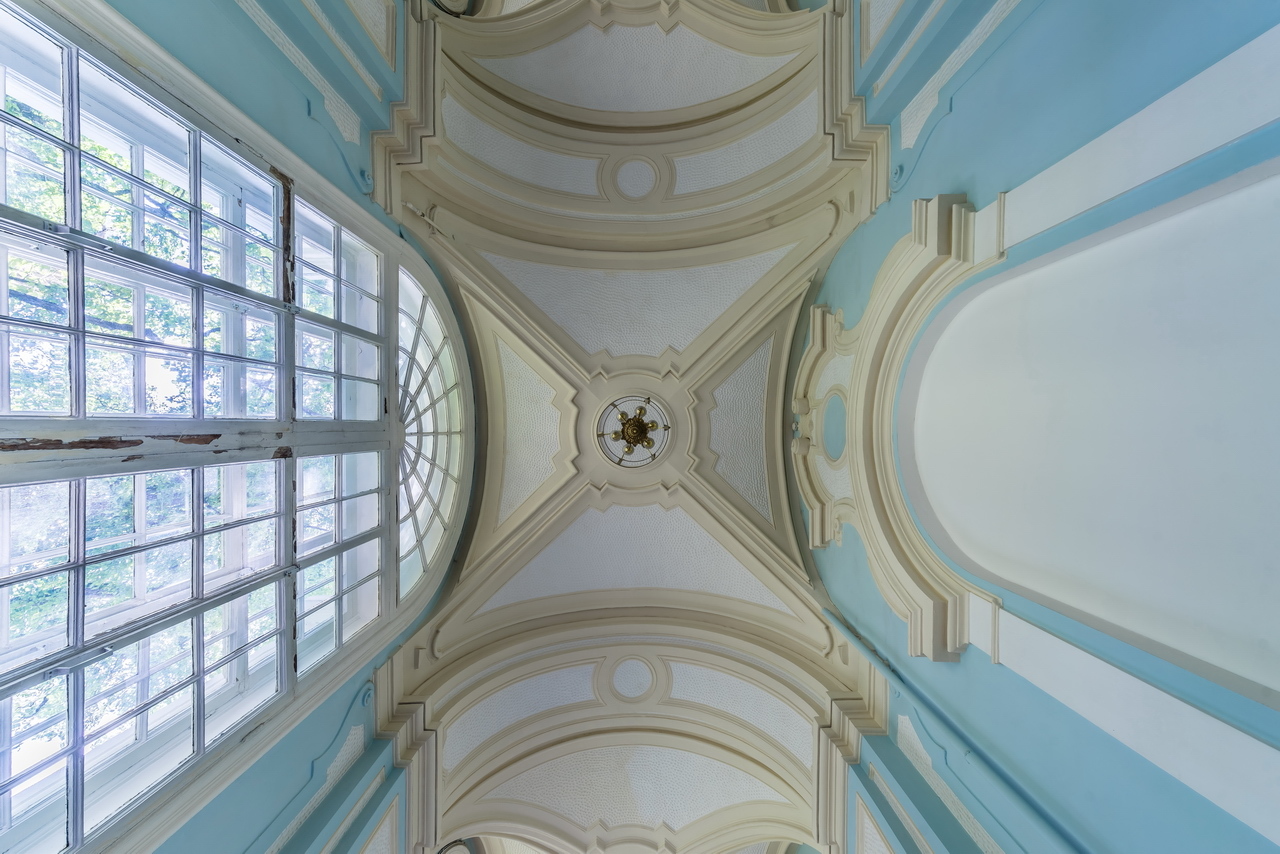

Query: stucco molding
[[824, 0, 892, 216], [371, 0, 437, 212], [374, 618, 887, 854], [796, 195, 1002, 660], [792, 304, 860, 550]]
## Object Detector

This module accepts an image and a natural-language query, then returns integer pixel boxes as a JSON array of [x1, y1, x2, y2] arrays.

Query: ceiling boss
[[596, 395, 671, 467]]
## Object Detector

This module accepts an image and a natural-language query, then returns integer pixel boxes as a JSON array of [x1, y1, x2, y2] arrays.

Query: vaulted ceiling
[[375, 0, 892, 850]]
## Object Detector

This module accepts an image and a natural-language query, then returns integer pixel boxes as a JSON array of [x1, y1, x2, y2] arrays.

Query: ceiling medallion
[[596, 395, 671, 467]]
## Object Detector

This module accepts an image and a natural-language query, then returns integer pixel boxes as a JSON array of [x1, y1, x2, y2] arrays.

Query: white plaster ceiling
[[476, 504, 793, 615], [478, 245, 795, 358], [379, 0, 893, 848], [495, 339, 560, 522]]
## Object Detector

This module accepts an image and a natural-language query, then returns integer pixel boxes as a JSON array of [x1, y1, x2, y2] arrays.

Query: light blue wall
[[810, 1, 1280, 852], [100, 0, 401, 215]]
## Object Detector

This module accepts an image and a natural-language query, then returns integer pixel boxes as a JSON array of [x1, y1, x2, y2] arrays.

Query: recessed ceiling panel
[[475, 504, 795, 614], [472, 23, 799, 113], [479, 245, 795, 358], [483, 744, 789, 830]]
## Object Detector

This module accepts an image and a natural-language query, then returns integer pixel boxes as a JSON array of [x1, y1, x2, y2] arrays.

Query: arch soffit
[[437, 0, 822, 128]]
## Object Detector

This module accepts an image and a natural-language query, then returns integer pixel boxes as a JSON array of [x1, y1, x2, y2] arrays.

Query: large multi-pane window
[[0, 4, 469, 853]]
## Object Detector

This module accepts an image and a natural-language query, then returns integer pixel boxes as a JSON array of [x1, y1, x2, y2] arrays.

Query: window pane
[[85, 340, 135, 413], [79, 59, 190, 200], [341, 378, 379, 421], [6, 675, 68, 775], [143, 191, 190, 267], [296, 601, 335, 674], [341, 284, 378, 332], [203, 293, 277, 361], [297, 322, 334, 371], [341, 577, 378, 642], [294, 200, 336, 275], [0, 5, 64, 138], [340, 539, 379, 589], [83, 685, 193, 833], [1, 480, 69, 576], [202, 518, 277, 592], [342, 452, 379, 497], [85, 469, 192, 556], [297, 456, 335, 506], [341, 334, 378, 379], [85, 542, 193, 637], [246, 367, 276, 418], [4, 325, 70, 414], [340, 494, 378, 541], [1, 756, 69, 854], [204, 460, 277, 526], [0, 234, 68, 325], [86, 257, 195, 346], [144, 351, 192, 415], [200, 136, 278, 240], [340, 233, 379, 294], [204, 638, 277, 743], [299, 266, 335, 318], [297, 504, 334, 557], [1, 122, 65, 222], [297, 558, 335, 614], [0, 571, 68, 673], [298, 372, 334, 419]]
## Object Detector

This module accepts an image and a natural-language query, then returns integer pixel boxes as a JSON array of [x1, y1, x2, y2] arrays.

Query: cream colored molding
[[370, 0, 434, 212], [347, 0, 397, 65], [792, 304, 859, 550], [795, 195, 1003, 660], [860, 0, 905, 60], [854, 795, 894, 854], [375, 621, 884, 854], [459, 292, 581, 540], [440, 0, 819, 128], [824, 0, 892, 215], [359, 796, 398, 854], [232, 0, 361, 142], [380, 0, 888, 249], [303, 0, 384, 99]]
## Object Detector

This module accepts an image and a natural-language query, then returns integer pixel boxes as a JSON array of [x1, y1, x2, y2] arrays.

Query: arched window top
[[397, 268, 466, 597]]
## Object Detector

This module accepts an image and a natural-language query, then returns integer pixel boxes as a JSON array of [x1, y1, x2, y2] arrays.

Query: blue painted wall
[[812, 1, 1280, 852]]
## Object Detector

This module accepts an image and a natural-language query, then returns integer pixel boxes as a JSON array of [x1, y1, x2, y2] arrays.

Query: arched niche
[[902, 168, 1280, 705]]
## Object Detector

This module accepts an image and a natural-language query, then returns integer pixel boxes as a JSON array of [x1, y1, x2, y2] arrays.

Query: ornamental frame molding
[[794, 194, 1003, 661]]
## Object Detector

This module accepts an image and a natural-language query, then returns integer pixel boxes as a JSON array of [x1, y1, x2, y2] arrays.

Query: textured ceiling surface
[[376, 0, 892, 849]]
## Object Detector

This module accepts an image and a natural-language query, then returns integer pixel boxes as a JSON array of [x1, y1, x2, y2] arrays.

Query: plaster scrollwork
[[795, 195, 1003, 661]]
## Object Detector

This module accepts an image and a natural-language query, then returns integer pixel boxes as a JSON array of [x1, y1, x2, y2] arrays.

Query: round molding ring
[[610, 658, 655, 700], [612, 157, 659, 200]]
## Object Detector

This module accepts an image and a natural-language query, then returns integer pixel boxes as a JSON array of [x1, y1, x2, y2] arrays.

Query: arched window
[[0, 4, 471, 851]]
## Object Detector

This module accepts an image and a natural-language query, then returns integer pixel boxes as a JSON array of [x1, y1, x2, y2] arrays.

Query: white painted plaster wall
[[915, 169, 1280, 697]]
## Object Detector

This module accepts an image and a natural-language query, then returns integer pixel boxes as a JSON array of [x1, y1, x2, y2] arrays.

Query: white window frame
[[0, 1, 476, 852]]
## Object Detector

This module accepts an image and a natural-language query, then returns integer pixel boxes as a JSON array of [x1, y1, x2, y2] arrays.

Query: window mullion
[[64, 42, 81, 232], [281, 457, 298, 697]]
